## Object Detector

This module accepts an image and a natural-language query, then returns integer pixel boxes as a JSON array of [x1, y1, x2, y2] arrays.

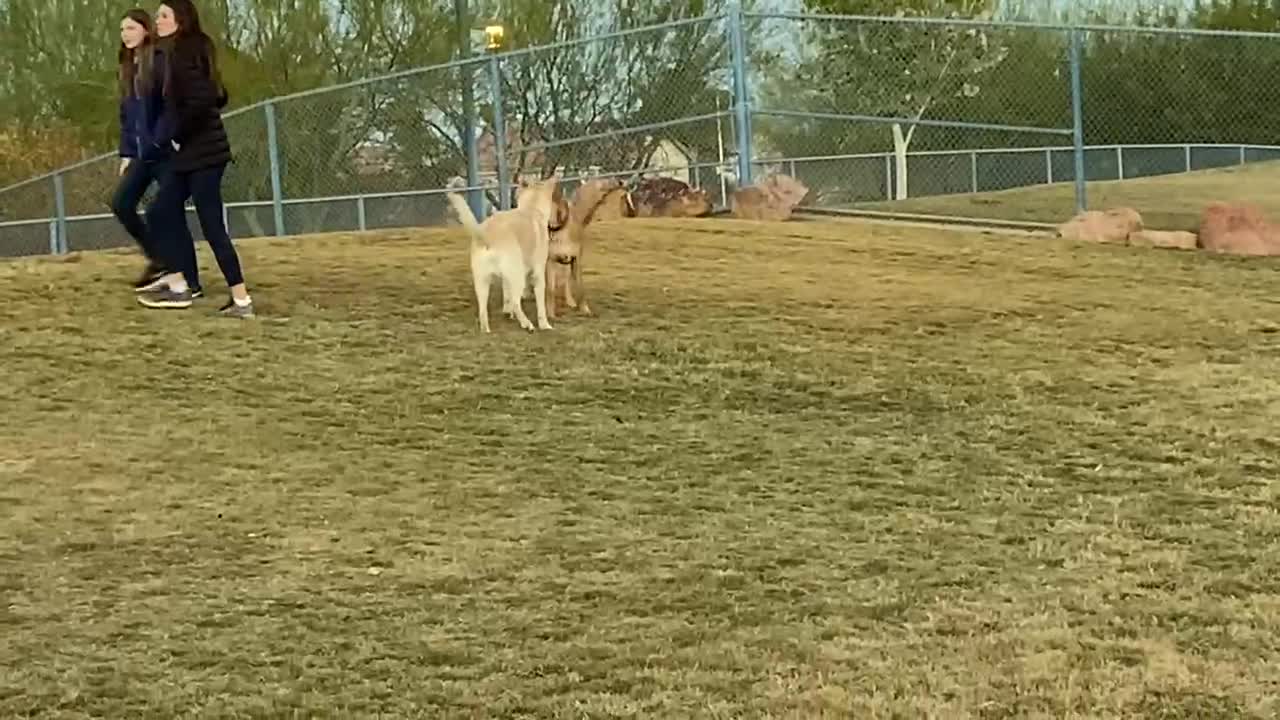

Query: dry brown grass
[[2, 217, 1279, 718], [860, 160, 1280, 231]]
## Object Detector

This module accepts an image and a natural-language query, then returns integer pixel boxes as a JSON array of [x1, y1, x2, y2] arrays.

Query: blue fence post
[[489, 54, 510, 210], [265, 102, 286, 236], [456, 0, 483, 219], [52, 173, 67, 254], [1069, 27, 1087, 214], [728, 0, 754, 188], [463, 77, 482, 218]]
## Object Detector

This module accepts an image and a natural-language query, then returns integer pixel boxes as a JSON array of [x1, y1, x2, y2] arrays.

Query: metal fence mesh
[[220, 109, 276, 237], [491, 19, 728, 179], [0, 176, 56, 224], [0, 179, 56, 256], [7, 13, 1280, 257], [1073, 26, 1280, 229], [749, 14, 1076, 220], [271, 65, 472, 207], [1079, 29, 1280, 148], [362, 192, 455, 231], [750, 16, 1072, 147]]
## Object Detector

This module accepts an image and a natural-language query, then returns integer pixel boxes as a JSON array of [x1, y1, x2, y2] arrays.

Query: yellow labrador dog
[[446, 176, 559, 333]]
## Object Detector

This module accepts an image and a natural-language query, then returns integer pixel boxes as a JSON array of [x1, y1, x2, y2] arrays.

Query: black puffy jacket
[[163, 33, 232, 173]]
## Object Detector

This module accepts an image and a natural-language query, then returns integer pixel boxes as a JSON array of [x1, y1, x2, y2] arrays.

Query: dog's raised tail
[[445, 179, 485, 247]]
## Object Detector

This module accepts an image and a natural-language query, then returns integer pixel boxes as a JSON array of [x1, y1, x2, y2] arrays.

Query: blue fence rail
[[3, 6, 1280, 257]]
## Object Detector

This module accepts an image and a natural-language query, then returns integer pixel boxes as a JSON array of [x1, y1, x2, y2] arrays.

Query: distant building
[[644, 138, 695, 185]]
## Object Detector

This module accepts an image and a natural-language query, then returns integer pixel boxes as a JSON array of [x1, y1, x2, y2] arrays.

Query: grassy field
[[3, 217, 1280, 718], [858, 160, 1280, 231]]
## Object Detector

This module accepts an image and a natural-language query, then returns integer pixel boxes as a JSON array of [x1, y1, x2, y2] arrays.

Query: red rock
[[629, 177, 712, 218], [1197, 202, 1280, 256], [1056, 207, 1143, 244], [1126, 230, 1197, 250], [730, 173, 811, 221]]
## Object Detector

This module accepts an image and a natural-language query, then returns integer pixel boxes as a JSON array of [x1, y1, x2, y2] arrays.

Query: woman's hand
[[119, 158, 131, 177]]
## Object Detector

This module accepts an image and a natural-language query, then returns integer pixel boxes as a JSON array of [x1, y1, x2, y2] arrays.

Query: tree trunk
[[891, 123, 910, 201], [242, 208, 266, 238]]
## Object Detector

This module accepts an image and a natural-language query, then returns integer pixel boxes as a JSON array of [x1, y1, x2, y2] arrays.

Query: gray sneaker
[[137, 287, 193, 309], [218, 299, 255, 318], [136, 277, 201, 298]]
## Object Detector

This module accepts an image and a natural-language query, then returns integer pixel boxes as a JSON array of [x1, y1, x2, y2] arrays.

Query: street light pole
[[455, 0, 481, 218], [485, 25, 508, 209]]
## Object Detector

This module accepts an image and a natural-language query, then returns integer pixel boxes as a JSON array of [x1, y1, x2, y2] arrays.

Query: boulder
[[1197, 202, 1280, 256], [1126, 229, 1198, 250], [1056, 207, 1143, 244], [730, 173, 811, 221], [629, 177, 712, 218]]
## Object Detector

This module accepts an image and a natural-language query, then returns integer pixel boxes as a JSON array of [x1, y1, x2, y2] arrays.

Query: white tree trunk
[[244, 208, 265, 238], [891, 123, 911, 201]]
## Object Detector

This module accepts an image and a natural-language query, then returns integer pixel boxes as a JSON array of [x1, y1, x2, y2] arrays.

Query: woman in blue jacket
[[111, 8, 201, 295]]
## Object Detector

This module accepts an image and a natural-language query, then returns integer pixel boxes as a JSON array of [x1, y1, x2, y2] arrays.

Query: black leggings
[[146, 162, 244, 288], [111, 158, 196, 273]]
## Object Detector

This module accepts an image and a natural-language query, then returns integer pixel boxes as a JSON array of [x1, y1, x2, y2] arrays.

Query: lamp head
[[484, 24, 505, 51]]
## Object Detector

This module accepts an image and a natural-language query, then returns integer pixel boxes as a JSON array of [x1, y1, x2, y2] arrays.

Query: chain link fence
[[749, 12, 1073, 207], [5, 10, 1280, 257]]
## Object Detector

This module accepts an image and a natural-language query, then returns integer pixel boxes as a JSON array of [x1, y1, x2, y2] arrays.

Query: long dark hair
[[161, 0, 224, 97], [117, 9, 154, 98]]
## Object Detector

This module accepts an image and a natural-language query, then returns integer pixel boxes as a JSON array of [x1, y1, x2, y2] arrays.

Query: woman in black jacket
[[137, 0, 253, 317], [110, 8, 200, 295]]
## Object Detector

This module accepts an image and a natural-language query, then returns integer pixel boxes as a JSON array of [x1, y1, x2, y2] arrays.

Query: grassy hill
[[3, 218, 1279, 717], [856, 160, 1280, 230]]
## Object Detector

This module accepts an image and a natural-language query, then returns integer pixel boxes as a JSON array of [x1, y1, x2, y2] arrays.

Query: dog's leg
[[531, 263, 553, 330], [563, 260, 579, 310], [472, 268, 492, 333], [501, 274, 518, 318], [502, 262, 535, 331], [544, 260, 559, 320], [571, 255, 591, 316]]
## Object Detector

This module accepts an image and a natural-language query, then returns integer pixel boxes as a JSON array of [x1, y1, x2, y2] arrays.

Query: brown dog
[[545, 177, 625, 318]]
